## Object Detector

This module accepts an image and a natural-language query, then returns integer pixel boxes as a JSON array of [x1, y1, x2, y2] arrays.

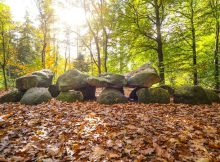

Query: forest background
[[0, 0, 219, 90]]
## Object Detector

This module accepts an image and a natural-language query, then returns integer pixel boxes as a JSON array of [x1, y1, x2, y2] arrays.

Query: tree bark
[[154, 0, 165, 85], [103, 32, 108, 73], [190, 0, 198, 85], [1, 23, 8, 90], [214, 21, 220, 89], [2, 65, 8, 90]]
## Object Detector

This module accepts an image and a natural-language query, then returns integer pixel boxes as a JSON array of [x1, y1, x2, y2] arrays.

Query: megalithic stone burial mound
[[0, 63, 219, 105]]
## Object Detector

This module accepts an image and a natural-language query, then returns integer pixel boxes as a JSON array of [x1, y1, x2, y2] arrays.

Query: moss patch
[[137, 87, 170, 104], [97, 88, 127, 105], [56, 90, 83, 102], [174, 86, 211, 105]]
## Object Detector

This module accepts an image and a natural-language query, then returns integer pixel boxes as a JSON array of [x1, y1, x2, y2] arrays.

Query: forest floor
[[0, 91, 220, 161]]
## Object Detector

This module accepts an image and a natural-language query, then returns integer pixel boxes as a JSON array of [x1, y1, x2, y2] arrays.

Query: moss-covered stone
[[99, 73, 127, 88], [0, 90, 24, 103], [56, 90, 83, 102], [204, 89, 220, 103], [137, 87, 170, 104], [87, 76, 110, 87], [56, 69, 89, 92], [174, 86, 211, 105], [87, 73, 127, 88], [32, 69, 54, 87], [16, 75, 39, 91], [126, 63, 160, 88], [97, 88, 128, 105], [20, 87, 52, 105], [127, 72, 160, 88]]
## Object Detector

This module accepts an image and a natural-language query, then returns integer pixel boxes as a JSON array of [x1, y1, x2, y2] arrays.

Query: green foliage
[[137, 88, 170, 104], [0, 0, 220, 90], [73, 53, 90, 72]]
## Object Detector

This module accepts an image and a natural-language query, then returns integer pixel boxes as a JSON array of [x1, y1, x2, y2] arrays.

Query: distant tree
[[17, 12, 37, 64], [0, 2, 14, 90], [73, 53, 89, 72], [209, 0, 220, 89], [35, 0, 54, 69]]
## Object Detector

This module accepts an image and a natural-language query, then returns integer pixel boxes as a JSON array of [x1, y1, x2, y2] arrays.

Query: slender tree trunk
[[2, 65, 8, 90], [214, 21, 220, 89], [190, 0, 198, 85], [94, 36, 102, 74], [42, 40, 46, 69], [64, 44, 68, 72], [1, 25, 8, 90], [103, 32, 108, 73], [155, 0, 165, 85]]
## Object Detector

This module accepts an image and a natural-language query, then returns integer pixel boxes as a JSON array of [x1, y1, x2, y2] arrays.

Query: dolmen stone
[[16, 75, 39, 91], [56, 90, 83, 102], [56, 69, 96, 100], [137, 87, 170, 104], [126, 63, 160, 88], [56, 69, 89, 92], [16, 69, 54, 91], [204, 89, 220, 103], [0, 90, 24, 103], [32, 69, 54, 87], [20, 87, 52, 105], [87, 73, 127, 88], [87, 73, 127, 103], [174, 86, 211, 105], [97, 88, 128, 105]]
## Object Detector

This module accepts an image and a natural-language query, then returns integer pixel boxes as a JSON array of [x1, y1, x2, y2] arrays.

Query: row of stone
[[0, 63, 220, 105]]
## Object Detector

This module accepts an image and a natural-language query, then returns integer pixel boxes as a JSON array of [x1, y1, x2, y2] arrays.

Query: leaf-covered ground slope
[[0, 101, 220, 162]]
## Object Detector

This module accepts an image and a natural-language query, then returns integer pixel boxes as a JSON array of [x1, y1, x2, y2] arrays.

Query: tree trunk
[[42, 41, 46, 69], [94, 36, 102, 74], [2, 65, 8, 90], [64, 45, 68, 72], [190, 0, 198, 86], [214, 21, 220, 89], [155, 0, 165, 85], [1, 24, 8, 90], [103, 32, 108, 73]]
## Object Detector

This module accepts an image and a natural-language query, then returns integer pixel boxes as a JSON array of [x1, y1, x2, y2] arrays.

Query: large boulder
[[137, 87, 170, 104], [97, 88, 128, 105], [32, 69, 54, 87], [16, 75, 39, 91], [87, 76, 109, 87], [56, 90, 83, 102], [20, 87, 52, 105], [174, 86, 211, 105], [16, 69, 54, 91], [0, 90, 24, 103], [76, 86, 96, 100], [126, 63, 160, 88], [87, 73, 127, 88], [204, 89, 220, 103], [56, 69, 89, 92]]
